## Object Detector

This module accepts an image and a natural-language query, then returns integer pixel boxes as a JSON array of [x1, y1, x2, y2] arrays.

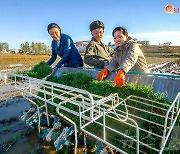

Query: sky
[[0, 0, 180, 50]]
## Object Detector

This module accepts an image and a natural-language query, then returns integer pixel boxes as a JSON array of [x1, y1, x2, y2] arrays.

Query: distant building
[[108, 41, 150, 48], [75, 41, 90, 50], [137, 41, 149, 46]]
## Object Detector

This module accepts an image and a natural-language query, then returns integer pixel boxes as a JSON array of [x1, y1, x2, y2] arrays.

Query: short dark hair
[[112, 27, 128, 37], [47, 23, 61, 33]]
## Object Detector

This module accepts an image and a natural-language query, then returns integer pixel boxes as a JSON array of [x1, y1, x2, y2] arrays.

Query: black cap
[[89, 20, 104, 32]]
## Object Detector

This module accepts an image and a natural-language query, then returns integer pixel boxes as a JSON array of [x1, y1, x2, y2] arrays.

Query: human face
[[48, 27, 61, 41], [113, 30, 128, 47], [91, 28, 104, 42]]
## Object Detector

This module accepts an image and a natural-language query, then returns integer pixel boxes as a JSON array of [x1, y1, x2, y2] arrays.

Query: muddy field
[[0, 53, 60, 71], [0, 53, 50, 70]]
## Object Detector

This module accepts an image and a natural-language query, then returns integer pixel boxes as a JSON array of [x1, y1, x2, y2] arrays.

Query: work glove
[[114, 70, 125, 87], [51, 66, 58, 76], [97, 68, 109, 81]]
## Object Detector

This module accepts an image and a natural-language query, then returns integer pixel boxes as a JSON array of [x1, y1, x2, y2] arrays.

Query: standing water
[[0, 96, 94, 154]]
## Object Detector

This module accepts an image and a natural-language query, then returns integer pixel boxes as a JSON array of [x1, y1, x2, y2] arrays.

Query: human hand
[[114, 70, 125, 87], [51, 66, 58, 76], [97, 68, 109, 81]]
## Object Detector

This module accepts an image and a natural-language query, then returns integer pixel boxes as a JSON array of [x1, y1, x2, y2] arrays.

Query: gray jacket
[[106, 40, 150, 73], [84, 37, 114, 68]]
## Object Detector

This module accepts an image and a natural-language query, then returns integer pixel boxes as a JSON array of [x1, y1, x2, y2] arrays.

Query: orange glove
[[114, 70, 125, 87], [97, 68, 109, 81]]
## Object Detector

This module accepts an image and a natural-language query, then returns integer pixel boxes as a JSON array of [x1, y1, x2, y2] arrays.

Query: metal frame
[[1, 72, 180, 153]]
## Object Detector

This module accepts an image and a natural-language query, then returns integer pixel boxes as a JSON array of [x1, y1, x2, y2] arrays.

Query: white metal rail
[[1, 72, 180, 153]]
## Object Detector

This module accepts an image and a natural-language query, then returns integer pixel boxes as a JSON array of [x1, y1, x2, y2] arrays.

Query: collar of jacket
[[91, 37, 103, 45], [59, 33, 65, 42]]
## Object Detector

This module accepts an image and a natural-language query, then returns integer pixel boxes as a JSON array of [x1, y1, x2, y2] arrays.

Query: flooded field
[[0, 96, 95, 154], [0, 96, 54, 154]]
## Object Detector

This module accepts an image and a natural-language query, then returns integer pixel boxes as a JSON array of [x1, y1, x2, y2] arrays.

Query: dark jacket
[[47, 34, 83, 68], [84, 37, 114, 68]]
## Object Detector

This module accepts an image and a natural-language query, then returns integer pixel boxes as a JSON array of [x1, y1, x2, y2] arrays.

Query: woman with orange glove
[[97, 26, 150, 87]]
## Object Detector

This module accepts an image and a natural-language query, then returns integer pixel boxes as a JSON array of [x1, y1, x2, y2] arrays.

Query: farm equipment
[[0, 67, 180, 153]]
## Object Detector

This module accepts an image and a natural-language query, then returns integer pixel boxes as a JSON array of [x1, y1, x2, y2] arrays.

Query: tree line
[[0, 42, 51, 54], [0, 43, 9, 52]]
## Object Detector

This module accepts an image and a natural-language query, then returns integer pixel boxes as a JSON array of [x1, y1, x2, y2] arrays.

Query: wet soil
[[0, 96, 59, 154], [0, 96, 97, 154]]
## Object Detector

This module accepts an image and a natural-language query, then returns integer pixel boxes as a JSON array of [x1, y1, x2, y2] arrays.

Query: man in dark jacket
[[84, 20, 114, 68]]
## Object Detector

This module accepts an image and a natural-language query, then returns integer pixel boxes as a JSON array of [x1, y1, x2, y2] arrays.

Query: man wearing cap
[[84, 20, 114, 68]]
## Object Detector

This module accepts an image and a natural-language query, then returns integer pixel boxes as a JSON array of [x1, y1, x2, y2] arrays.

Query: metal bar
[[96, 120, 159, 152], [125, 104, 168, 119], [56, 107, 78, 154], [161, 93, 180, 149], [131, 95, 171, 107], [159, 106, 180, 153], [128, 98, 170, 113], [105, 113, 163, 139], [103, 109, 106, 141], [114, 109, 165, 129]]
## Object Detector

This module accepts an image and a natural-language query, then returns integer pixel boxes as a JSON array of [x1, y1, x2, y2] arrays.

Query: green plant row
[[46, 73, 169, 103], [17, 61, 51, 79]]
